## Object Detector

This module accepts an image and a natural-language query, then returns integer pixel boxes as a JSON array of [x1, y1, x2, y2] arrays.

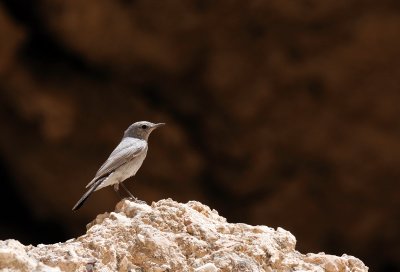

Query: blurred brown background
[[0, 1, 399, 271]]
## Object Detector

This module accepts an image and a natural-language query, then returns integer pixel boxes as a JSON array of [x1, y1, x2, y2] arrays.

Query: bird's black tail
[[72, 177, 105, 211]]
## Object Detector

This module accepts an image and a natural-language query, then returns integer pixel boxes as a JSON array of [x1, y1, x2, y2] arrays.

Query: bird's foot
[[128, 197, 147, 205]]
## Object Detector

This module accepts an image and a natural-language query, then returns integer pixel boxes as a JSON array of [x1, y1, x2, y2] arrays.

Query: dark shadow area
[[0, 158, 68, 245]]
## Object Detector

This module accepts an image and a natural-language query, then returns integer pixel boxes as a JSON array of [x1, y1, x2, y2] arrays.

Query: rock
[[0, 199, 368, 271], [0, 240, 60, 272]]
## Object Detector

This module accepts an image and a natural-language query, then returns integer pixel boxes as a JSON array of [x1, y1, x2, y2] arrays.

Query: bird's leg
[[120, 182, 136, 199], [113, 183, 124, 200], [120, 183, 146, 204]]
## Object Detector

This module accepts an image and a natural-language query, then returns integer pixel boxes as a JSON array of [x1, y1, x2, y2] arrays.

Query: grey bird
[[72, 121, 165, 211]]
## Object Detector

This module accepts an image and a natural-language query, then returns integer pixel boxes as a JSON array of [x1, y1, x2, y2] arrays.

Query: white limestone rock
[[0, 199, 368, 271]]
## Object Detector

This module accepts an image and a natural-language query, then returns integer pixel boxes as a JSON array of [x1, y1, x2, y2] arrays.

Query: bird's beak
[[152, 123, 165, 129]]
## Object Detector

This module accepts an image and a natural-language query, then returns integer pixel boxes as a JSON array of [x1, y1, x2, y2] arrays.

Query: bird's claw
[[128, 197, 147, 204]]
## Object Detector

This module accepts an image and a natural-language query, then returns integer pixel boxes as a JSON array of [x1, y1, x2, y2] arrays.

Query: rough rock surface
[[0, 199, 367, 272]]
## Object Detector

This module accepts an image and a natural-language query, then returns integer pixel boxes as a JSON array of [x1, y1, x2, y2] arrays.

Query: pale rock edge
[[0, 199, 368, 271]]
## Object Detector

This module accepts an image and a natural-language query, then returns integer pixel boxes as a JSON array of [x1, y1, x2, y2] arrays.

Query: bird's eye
[[141, 125, 148, 129]]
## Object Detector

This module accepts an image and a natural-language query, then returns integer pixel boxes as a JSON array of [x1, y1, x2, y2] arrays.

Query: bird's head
[[124, 121, 165, 140]]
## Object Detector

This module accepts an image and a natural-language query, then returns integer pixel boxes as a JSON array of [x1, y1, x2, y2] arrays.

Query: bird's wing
[[85, 138, 147, 188]]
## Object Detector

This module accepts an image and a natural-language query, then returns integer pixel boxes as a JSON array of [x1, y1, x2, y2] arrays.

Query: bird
[[72, 121, 165, 211]]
